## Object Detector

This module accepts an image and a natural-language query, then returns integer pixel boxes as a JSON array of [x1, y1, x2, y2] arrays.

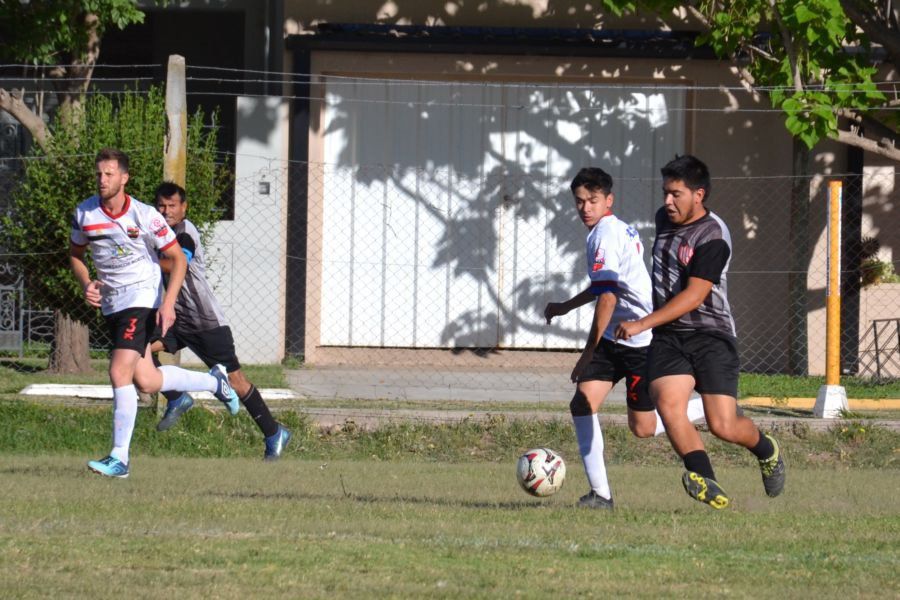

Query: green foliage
[[611, 0, 889, 149], [0, 0, 145, 64], [0, 85, 231, 322]]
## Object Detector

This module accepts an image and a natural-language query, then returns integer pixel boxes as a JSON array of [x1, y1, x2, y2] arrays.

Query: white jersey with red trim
[[585, 213, 653, 348], [70, 194, 177, 315]]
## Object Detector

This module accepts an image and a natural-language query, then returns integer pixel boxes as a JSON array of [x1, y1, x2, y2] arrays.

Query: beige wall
[[284, 0, 702, 34], [282, 1, 896, 374]]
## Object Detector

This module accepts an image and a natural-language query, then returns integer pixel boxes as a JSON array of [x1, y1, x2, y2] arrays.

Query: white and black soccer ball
[[516, 447, 566, 497]]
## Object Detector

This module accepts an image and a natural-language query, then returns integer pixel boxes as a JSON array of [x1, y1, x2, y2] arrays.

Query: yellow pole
[[163, 54, 187, 187], [825, 180, 842, 385]]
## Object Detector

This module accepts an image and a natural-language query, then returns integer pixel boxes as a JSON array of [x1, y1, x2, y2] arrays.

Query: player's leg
[[570, 340, 615, 508], [88, 307, 153, 478], [184, 326, 291, 460], [133, 339, 239, 411], [149, 331, 194, 432], [649, 331, 729, 509], [617, 343, 659, 438], [692, 334, 785, 498]]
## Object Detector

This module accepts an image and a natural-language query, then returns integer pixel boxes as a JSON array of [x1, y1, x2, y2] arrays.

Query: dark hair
[[95, 148, 130, 173], [155, 181, 186, 203], [570, 167, 613, 195], [660, 155, 711, 200]]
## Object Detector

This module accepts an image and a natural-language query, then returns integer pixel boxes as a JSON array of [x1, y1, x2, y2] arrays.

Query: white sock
[[572, 414, 611, 499], [652, 397, 708, 437], [159, 365, 217, 393], [687, 396, 706, 423], [110, 385, 138, 464], [653, 411, 667, 436]]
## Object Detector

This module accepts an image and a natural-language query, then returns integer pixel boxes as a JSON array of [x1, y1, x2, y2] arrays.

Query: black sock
[[241, 385, 279, 438], [749, 430, 775, 460], [683, 450, 716, 481]]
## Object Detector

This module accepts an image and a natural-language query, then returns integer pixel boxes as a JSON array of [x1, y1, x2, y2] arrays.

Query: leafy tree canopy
[[603, 0, 899, 160]]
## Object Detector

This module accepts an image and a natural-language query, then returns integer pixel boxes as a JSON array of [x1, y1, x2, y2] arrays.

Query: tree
[[0, 87, 230, 373], [603, 0, 898, 161], [0, 0, 146, 149]]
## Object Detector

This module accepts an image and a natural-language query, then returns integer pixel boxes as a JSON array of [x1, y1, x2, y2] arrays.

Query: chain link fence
[[1, 154, 898, 386]]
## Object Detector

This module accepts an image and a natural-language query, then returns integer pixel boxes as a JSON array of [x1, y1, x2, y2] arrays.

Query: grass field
[[1, 456, 898, 598], [1, 361, 899, 597]]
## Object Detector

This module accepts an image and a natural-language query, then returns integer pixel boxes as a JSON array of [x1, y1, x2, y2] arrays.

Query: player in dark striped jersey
[[149, 182, 291, 461], [616, 155, 785, 509]]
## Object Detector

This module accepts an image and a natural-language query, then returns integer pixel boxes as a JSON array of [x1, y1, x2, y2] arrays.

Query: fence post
[[153, 54, 188, 414], [814, 180, 849, 418]]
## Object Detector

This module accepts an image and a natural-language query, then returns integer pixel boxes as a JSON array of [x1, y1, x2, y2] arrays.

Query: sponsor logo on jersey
[[114, 244, 132, 258], [592, 247, 606, 272], [154, 225, 169, 238], [678, 242, 694, 265], [126, 226, 140, 239]]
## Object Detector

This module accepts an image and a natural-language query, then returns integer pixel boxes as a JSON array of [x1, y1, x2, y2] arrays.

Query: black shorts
[[578, 337, 653, 412], [152, 324, 241, 372], [646, 330, 739, 397], [105, 307, 157, 353]]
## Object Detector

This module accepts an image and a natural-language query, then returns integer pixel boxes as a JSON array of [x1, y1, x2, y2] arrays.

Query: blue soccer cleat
[[87, 455, 129, 478], [156, 393, 194, 431], [264, 425, 292, 461], [209, 364, 240, 415]]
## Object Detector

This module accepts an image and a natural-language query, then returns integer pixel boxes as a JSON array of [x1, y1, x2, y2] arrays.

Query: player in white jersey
[[544, 168, 705, 509], [69, 148, 241, 478], [149, 182, 291, 461]]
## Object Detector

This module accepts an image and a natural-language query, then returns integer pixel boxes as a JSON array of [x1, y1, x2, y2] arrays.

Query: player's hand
[[544, 302, 565, 324], [615, 320, 644, 341], [157, 302, 177, 337], [83, 280, 103, 308], [570, 350, 592, 383]]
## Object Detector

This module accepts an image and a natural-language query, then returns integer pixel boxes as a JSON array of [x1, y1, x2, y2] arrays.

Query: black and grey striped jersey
[[651, 207, 736, 338], [165, 219, 228, 333]]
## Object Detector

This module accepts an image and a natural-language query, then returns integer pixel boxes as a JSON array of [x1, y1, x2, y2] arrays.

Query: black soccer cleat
[[758, 434, 786, 497], [577, 490, 614, 510], [682, 471, 729, 509]]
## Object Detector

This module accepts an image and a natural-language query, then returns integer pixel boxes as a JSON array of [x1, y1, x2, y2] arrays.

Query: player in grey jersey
[[149, 182, 291, 461], [616, 155, 784, 509]]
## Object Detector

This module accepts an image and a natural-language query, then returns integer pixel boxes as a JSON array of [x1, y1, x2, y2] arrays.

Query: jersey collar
[[100, 194, 131, 220]]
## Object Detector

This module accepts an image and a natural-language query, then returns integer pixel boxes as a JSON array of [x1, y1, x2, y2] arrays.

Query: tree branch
[[839, 0, 900, 65], [836, 127, 900, 161], [0, 88, 50, 151], [769, 0, 804, 92]]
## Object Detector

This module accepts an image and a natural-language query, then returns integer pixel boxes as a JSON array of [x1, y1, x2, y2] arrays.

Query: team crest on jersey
[[126, 226, 140, 239], [592, 248, 606, 272], [678, 242, 694, 265]]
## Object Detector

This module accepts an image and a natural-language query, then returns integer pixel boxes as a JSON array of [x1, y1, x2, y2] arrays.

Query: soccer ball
[[516, 447, 566, 497]]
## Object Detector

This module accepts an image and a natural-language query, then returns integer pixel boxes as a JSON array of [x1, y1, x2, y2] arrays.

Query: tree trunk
[[787, 139, 811, 375], [48, 310, 92, 374]]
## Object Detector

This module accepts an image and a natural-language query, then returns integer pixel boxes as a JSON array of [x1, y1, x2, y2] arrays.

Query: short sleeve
[[147, 208, 178, 252], [687, 239, 730, 283], [70, 210, 88, 246]]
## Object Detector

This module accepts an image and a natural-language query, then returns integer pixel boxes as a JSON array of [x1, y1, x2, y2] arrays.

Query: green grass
[[1, 399, 898, 597], [0, 457, 897, 598], [1, 401, 898, 469], [739, 373, 900, 399]]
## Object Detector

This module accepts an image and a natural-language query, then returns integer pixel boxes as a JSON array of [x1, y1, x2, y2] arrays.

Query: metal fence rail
[[1, 155, 898, 388]]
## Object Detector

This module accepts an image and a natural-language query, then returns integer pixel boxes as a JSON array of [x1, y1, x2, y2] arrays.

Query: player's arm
[[571, 289, 617, 383], [544, 288, 596, 324], [616, 238, 728, 340], [615, 277, 713, 340], [69, 242, 102, 308], [157, 241, 187, 335], [158, 233, 195, 274]]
